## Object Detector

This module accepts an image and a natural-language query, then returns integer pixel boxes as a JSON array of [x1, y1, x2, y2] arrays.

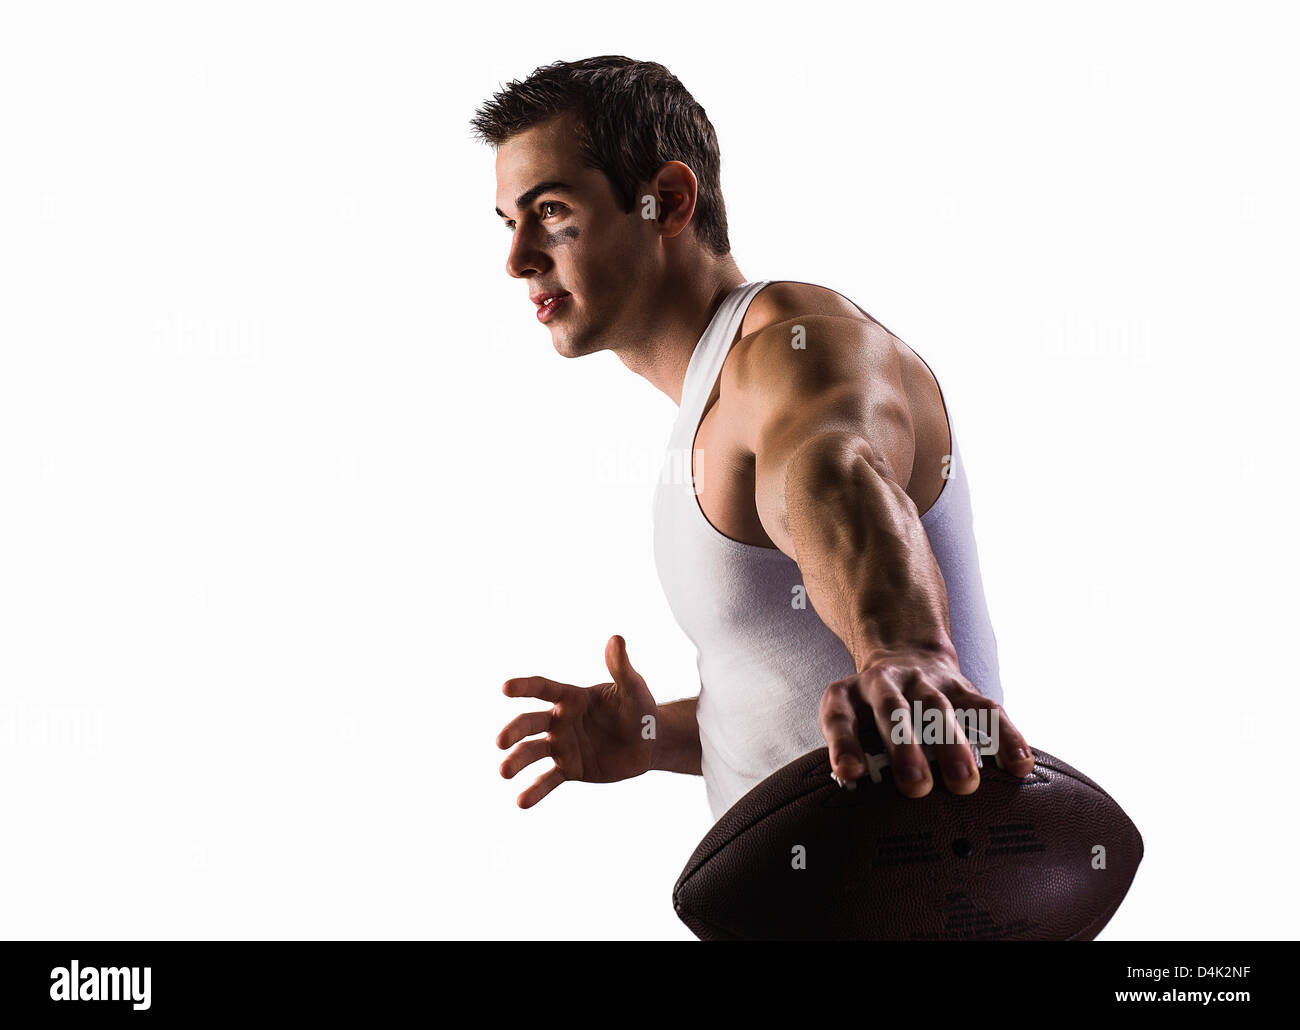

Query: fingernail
[[896, 765, 923, 783], [946, 762, 973, 781]]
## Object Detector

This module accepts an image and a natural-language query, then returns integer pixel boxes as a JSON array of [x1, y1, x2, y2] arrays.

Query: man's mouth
[[533, 291, 571, 323]]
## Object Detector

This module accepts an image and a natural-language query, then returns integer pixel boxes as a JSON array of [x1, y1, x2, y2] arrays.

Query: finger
[[500, 738, 551, 779], [868, 685, 933, 798], [503, 676, 571, 704], [944, 692, 1034, 778], [984, 704, 1034, 777], [518, 765, 565, 809], [819, 679, 866, 780], [921, 694, 981, 796], [605, 634, 646, 689], [497, 710, 551, 749]]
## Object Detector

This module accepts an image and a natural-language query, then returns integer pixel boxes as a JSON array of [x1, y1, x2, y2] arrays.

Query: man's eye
[[502, 202, 561, 231]]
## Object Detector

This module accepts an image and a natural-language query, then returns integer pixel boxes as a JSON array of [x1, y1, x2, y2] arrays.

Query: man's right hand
[[497, 635, 657, 808]]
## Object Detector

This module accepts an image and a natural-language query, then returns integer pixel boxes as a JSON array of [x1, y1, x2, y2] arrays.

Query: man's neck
[[613, 254, 746, 406]]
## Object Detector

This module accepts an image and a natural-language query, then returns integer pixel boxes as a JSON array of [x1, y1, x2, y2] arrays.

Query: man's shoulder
[[726, 282, 905, 401], [720, 282, 950, 487], [738, 280, 871, 337], [714, 281, 952, 507]]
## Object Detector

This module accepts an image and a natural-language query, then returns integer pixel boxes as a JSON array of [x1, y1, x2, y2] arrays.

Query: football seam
[[676, 755, 830, 888]]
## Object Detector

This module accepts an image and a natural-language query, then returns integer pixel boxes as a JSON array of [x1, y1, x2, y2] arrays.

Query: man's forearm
[[650, 697, 702, 775], [783, 431, 956, 671]]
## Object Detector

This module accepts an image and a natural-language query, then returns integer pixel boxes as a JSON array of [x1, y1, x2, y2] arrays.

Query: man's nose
[[506, 227, 549, 279]]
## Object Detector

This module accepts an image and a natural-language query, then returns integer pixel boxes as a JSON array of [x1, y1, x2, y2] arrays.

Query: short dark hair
[[470, 56, 730, 256]]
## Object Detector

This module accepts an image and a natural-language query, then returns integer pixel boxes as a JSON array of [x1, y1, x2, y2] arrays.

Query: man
[[475, 56, 1034, 823]]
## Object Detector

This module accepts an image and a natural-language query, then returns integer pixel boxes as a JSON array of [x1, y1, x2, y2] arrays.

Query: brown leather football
[[673, 744, 1143, 940]]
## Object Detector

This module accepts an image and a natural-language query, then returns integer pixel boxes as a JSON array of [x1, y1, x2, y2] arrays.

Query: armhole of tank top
[[904, 345, 958, 523], [683, 280, 795, 558]]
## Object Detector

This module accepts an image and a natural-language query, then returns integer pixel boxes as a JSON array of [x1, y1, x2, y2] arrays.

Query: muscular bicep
[[734, 316, 917, 558]]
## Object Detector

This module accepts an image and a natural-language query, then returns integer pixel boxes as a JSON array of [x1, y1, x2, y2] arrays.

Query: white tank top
[[652, 280, 1004, 820]]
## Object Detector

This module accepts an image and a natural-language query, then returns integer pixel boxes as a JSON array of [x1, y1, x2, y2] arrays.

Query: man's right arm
[[651, 697, 702, 775]]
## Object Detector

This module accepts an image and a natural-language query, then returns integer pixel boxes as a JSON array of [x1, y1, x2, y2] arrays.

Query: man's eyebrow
[[495, 181, 575, 219]]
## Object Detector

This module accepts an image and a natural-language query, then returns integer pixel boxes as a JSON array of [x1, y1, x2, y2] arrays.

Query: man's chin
[[549, 328, 601, 359]]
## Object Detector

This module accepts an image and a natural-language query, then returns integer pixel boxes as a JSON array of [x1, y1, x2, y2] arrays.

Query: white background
[[1, 0, 1295, 940]]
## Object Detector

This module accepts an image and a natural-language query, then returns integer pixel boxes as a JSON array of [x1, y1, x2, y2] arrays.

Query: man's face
[[494, 113, 654, 357]]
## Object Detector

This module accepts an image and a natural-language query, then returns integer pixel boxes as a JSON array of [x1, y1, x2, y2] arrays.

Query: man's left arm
[[739, 316, 1035, 798]]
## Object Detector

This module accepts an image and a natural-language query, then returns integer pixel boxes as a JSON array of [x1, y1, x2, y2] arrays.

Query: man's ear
[[647, 160, 699, 239]]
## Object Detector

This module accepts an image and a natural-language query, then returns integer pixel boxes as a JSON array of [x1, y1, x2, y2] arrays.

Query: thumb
[[604, 634, 645, 689]]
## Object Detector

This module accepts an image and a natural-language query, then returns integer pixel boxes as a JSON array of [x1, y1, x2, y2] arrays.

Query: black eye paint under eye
[[543, 226, 580, 246]]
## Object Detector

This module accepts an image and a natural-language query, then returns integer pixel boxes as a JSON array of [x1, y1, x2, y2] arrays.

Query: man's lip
[[535, 293, 570, 323], [531, 291, 570, 306]]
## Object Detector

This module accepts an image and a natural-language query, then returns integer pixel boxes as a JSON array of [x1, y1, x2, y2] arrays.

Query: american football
[[673, 743, 1143, 941]]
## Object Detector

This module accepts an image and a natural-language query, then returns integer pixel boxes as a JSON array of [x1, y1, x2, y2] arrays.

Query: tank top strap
[[679, 280, 773, 423]]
